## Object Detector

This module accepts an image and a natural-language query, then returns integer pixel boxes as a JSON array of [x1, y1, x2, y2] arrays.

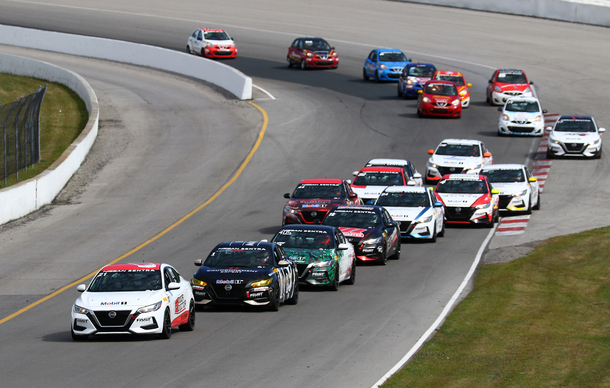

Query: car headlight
[[494, 85, 502, 93], [534, 115, 542, 122], [513, 189, 528, 197], [427, 160, 437, 168], [192, 278, 207, 287], [475, 201, 492, 210], [361, 237, 382, 245], [332, 52, 338, 57], [415, 215, 433, 224], [590, 138, 601, 145], [73, 304, 89, 314], [380, 64, 388, 69], [524, 87, 531, 94], [250, 278, 273, 288], [466, 163, 482, 171], [459, 90, 467, 96], [407, 79, 415, 85], [306, 52, 314, 57], [205, 42, 214, 48], [422, 96, 431, 103], [452, 99, 460, 106], [137, 301, 163, 314], [502, 114, 510, 121], [313, 260, 333, 268]]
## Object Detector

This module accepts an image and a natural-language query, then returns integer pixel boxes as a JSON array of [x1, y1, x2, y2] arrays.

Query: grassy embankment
[[0, 73, 87, 188], [384, 227, 610, 387]]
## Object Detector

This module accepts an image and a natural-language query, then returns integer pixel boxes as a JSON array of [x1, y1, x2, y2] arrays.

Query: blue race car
[[397, 63, 437, 98], [363, 48, 410, 82]]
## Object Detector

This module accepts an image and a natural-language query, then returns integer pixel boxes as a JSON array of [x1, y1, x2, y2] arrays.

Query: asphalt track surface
[[1, 1, 609, 387]]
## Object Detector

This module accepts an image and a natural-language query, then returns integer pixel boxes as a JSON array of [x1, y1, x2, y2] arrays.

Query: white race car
[[498, 97, 547, 136], [186, 28, 237, 59], [364, 158, 423, 187], [71, 263, 195, 340], [546, 115, 605, 158], [375, 186, 445, 242], [425, 139, 493, 185], [480, 164, 540, 213]]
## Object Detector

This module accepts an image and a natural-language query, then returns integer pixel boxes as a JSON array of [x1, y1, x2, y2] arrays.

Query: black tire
[[159, 309, 172, 339], [362, 68, 369, 81], [486, 93, 492, 105], [397, 84, 403, 98], [438, 219, 446, 237], [596, 147, 602, 159], [525, 197, 533, 215], [287, 56, 293, 68], [430, 225, 437, 243], [186, 45, 191, 54], [345, 261, 356, 285], [546, 149, 553, 159], [179, 301, 196, 331], [285, 282, 299, 305], [300, 60, 307, 70], [71, 329, 88, 341], [390, 240, 401, 259], [374, 70, 380, 83], [485, 214, 495, 228], [417, 108, 423, 118], [376, 247, 388, 266], [328, 266, 340, 291], [533, 193, 541, 210], [268, 286, 281, 311]]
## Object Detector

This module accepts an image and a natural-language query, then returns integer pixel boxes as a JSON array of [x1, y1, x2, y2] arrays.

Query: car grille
[[445, 206, 475, 221], [346, 236, 362, 245], [437, 166, 464, 175], [399, 221, 412, 232], [301, 210, 328, 223], [507, 125, 535, 133], [564, 143, 586, 153], [215, 51, 234, 56], [498, 195, 511, 209], [93, 310, 132, 327], [387, 73, 400, 79], [430, 107, 453, 114], [504, 91, 523, 96], [210, 284, 246, 301], [314, 60, 334, 66], [296, 264, 310, 277]]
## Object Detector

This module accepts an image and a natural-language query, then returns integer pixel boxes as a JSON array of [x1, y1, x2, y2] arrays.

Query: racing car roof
[[277, 224, 337, 233], [356, 166, 404, 173], [299, 178, 345, 185], [365, 158, 410, 167], [331, 205, 379, 212], [382, 185, 428, 194], [100, 263, 162, 271], [557, 115, 593, 121], [407, 63, 435, 68], [214, 241, 276, 250], [437, 138, 483, 146], [440, 174, 488, 181], [481, 163, 526, 171], [434, 70, 463, 76], [199, 28, 227, 32]]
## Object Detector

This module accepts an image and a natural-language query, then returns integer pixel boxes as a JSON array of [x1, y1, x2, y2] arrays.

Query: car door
[[334, 229, 354, 282], [429, 189, 444, 232], [365, 50, 377, 76], [192, 29, 204, 54], [274, 246, 295, 302], [163, 266, 187, 323], [289, 39, 302, 63]]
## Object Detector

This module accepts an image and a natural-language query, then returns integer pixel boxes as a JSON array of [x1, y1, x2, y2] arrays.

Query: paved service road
[[0, 1, 609, 387]]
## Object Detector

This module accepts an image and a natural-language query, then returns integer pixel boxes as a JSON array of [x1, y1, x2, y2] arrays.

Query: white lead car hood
[[77, 290, 164, 310], [431, 155, 483, 169], [436, 193, 483, 207], [552, 131, 600, 144], [488, 182, 527, 195]]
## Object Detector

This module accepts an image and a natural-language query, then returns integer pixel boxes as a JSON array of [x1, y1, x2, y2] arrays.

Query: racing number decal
[[175, 294, 186, 315]]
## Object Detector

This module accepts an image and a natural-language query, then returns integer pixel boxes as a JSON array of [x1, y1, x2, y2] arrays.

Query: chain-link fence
[[0, 85, 47, 186]]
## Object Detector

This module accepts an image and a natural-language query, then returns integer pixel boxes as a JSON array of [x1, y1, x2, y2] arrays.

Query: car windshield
[[434, 74, 465, 86], [379, 52, 407, 62], [505, 100, 540, 112], [323, 210, 379, 228], [203, 248, 272, 268], [272, 229, 333, 249], [425, 83, 457, 96], [496, 71, 527, 84], [436, 179, 488, 194], [408, 67, 435, 77], [435, 144, 481, 157], [481, 169, 525, 183], [303, 39, 331, 51], [376, 192, 430, 207], [88, 270, 162, 292], [292, 184, 345, 199], [554, 119, 596, 132], [354, 172, 403, 186], [204, 31, 230, 40]]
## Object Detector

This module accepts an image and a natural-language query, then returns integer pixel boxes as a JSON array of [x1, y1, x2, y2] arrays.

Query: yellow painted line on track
[[0, 101, 269, 326]]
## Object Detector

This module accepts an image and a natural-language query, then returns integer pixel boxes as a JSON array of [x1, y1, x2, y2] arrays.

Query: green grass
[[0, 73, 88, 188], [384, 227, 610, 387]]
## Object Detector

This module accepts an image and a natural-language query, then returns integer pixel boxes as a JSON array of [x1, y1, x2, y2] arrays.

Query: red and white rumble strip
[[495, 113, 557, 236]]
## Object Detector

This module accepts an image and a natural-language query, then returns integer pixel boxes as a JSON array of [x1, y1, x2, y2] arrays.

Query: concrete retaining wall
[[398, 0, 610, 27], [0, 53, 99, 224]]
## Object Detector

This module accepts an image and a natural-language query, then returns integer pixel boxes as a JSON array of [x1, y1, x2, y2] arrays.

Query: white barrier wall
[[398, 0, 610, 27], [0, 25, 252, 100], [0, 53, 99, 225]]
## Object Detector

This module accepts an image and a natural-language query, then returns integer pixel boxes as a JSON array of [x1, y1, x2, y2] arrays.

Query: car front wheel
[[362, 68, 369, 81], [179, 301, 196, 331], [159, 309, 172, 339]]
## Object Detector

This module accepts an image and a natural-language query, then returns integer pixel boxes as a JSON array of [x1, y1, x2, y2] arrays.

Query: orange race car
[[433, 70, 472, 108]]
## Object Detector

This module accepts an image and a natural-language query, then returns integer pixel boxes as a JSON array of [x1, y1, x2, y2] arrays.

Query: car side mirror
[[530, 81, 534, 84], [352, 171, 359, 176], [483, 152, 492, 158], [277, 259, 290, 267], [417, 90, 423, 94], [488, 79, 492, 83], [428, 149, 434, 155], [599, 128, 606, 133], [491, 188, 500, 195], [413, 172, 422, 179], [167, 282, 181, 291], [194, 259, 203, 266], [434, 201, 443, 207], [467, 83, 472, 87], [77, 284, 86, 292], [545, 126, 553, 132], [528, 177, 538, 182], [284, 193, 290, 199], [338, 243, 350, 250], [407, 180, 416, 186], [542, 109, 548, 114]]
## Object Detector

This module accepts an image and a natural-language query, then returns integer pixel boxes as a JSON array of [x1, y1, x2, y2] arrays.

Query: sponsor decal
[[175, 294, 187, 314], [76, 318, 88, 323], [247, 291, 264, 299], [100, 301, 127, 306], [339, 227, 368, 238], [136, 317, 152, 322], [215, 279, 244, 285]]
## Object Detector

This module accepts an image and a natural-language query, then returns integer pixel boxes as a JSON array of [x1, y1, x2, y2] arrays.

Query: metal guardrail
[[0, 85, 47, 187]]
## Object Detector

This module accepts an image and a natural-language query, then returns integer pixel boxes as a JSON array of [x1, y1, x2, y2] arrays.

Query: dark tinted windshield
[[434, 74, 465, 86], [292, 184, 345, 199], [554, 119, 595, 132], [481, 169, 525, 183], [379, 52, 407, 62], [272, 229, 333, 249], [408, 66, 435, 77], [204, 248, 271, 268], [303, 39, 331, 51], [204, 31, 230, 40], [435, 143, 481, 157], [425, 83, 457, 96], [88, 270, 162, 292], [354, 172, 403, 186], [505, 100, 540, 112], [496, 71, 527, 84], [376, 192, 430, 207], [323, 210, 379, 228], [436, 179, 488, 194]]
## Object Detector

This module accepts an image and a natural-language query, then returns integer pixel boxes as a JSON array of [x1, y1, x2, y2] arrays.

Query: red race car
[[417, 80, 462, 118], [283, 179, 360, 225], [286, 37, 339, 70], [433, 71, 472, 108], [486, 69, 533, 106]]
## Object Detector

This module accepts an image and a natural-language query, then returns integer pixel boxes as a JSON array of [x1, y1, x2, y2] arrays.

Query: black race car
[[322, 205, 401, 265], [192, 241, 298, 311]]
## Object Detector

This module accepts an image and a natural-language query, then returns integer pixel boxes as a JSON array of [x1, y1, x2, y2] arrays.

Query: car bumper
[[304, 57, 339, 68], [71, 309, 165, 336], [193, 286, 273, 307], [204, 47, 237, 58], [547, 142, 601, 157], [402, 84, 424, 97], [498, 195, 530, 211], [444, 206, 494, 225], [498, 121, 544, 136], [419, 103, 461, 117], [490, 90, 533, 105], [461, 96, 470, 108], [398, 220, 435, 239]]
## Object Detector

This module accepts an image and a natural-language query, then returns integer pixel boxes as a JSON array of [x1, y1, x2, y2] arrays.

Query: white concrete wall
[[398, 0, 610, 27], [0, 52, 99, 224], [0, 25, 252, 100]]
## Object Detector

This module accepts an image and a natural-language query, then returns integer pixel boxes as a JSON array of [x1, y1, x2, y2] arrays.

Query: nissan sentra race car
[[71, 263, 195, 340], [375, 186, 445, 242], [434, 174, 500, 228], [192, 241, 298, 311], [271, 224, 356, 290], [425, 139, 493, 185], [352, 166, 417, 205], [480, 164, 540, 213], [546, 116, 605, 158]]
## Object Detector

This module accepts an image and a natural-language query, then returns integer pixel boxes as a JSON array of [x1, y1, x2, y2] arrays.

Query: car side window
[[197, 30, 203, 40], [164, 269, 174, 288], [369, 51, 376, 61], [336, 230, 345, 245], [291, 39, 299, 49]]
